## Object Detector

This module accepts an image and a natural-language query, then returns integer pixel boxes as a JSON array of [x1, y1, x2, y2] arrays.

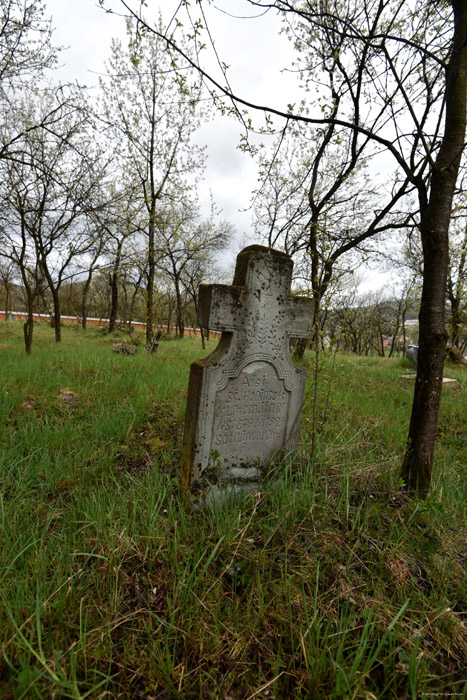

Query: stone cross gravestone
[[406, 345, 418, 369], [181, 245, 314, 506]]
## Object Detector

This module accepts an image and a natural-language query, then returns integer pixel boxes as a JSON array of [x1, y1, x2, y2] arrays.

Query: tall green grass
[[0, 322, 466, 699]]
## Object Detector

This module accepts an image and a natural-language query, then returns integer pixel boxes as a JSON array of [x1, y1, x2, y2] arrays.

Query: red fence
[[0, 311, 221, 338]]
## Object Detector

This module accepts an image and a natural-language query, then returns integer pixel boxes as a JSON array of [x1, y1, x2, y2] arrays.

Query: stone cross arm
[[198, 283, 314, 339], [285, 295, 314, 338], [198, 284, 243, 333]]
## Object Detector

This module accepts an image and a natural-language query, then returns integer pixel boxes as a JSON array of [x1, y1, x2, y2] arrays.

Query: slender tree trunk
[[127, 301, 135, 333], [39, 255, 62, 342], [108, 272, 118, 332], [146, 222, 156, 350], [310, 300, 321, 464], [192, 295, 205, 349], [449, 298, 462, 347], [388, 306, 400, 358], [401, 0, 467, 496], [109, 239, 123, 333], [122, 280, 128, 326], [4, 284, 10, 319], [447, 226, 467, 347], [402, 310, 408, 356], [24, 317, 33, 354], [82, 247, 103, 330], [174, 277, 185, 339], [81, 272, 93, 330], [145, 75, 161, 353], [51, 288, 61, 342], [82, 294, 88, 330], [128, 270, 143, 333], [320, 307, 328, 350], [23, 295, 34, 355]]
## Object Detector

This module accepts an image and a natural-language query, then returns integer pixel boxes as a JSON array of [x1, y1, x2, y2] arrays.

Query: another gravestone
[[406, 344, 418, 369], [181, 245, 314, 506], [112, 342, 137, 355]]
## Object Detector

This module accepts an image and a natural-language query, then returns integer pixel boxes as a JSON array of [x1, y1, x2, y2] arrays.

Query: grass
[[0, 322, 466, 699]]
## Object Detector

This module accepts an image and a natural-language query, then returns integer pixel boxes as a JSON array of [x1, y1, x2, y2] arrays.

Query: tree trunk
[[51, 288, 61, 342], [174, 277, 185, 339], [82, 273, 93, 330], [39, 255, 61, 342], [379, 332, 385, 358], [128, 270, 143, 333], [23, 299, 34, 355], [449, 298, 462, 348], [146, 226, 156, 350], [447, 226, 467, 347], [292, 337, 308, 359], [81, 296, 87, 330], [108, 272, 118, 332], [401, 0, 467, 496], [109, 239, 123, 333], [5, 284, 10, 319], [192, 295, 205, 348], [388, 307, 400, 358], [402, 310, 408, 356]]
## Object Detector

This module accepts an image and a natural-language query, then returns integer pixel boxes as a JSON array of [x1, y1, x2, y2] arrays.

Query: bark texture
[[109, 239, 123, 333], [401, 0, 467, 496]]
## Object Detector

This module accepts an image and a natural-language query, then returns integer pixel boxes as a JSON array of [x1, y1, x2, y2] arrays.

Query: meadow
[[0, 322, 466, 699]]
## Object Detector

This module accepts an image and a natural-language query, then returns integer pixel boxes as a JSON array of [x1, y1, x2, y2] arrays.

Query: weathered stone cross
[[181, 245, 314, 506]]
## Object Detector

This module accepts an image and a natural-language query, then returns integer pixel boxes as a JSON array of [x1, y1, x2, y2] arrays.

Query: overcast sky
[[43, 0, 394, 290], [44, 0, 300, 259]]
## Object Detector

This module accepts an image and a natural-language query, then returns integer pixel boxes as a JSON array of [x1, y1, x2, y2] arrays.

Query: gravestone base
[[194, 481, 259, 509], [187, 447, 292, 509]]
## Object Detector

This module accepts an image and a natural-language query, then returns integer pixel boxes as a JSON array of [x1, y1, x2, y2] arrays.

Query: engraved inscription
[[212, 361, 290, 464]]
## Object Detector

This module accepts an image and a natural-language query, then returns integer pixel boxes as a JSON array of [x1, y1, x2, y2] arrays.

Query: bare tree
[[0, 87, 108, 347], [80, 234, 106, 330], [0, 167, 45, 353], [0, 0, 62, 164], [100, 17, 208, 350], [253, 84, 413, 354], [0, 259, 17, 318], [155, 199, 232, 338]]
